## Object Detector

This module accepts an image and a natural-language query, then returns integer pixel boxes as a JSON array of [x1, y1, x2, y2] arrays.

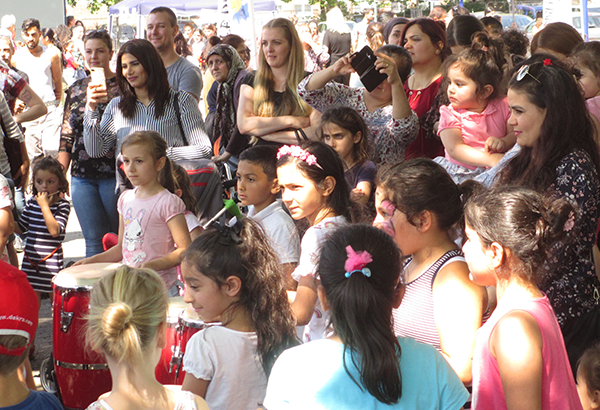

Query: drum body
[[52, 263, 120, 409], [155, 297, 205, 385]]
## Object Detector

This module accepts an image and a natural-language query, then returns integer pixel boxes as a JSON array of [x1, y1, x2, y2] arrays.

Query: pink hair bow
[[344, 245, 373, 278]]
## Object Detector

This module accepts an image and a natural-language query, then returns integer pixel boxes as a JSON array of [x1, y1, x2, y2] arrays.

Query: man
[[147, 7, 203, 100], [13, 18, 62, 160], [353, 8, 374, 52], [429, 6, 447, 22]]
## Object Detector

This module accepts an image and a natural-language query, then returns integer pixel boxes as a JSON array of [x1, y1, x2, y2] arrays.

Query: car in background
[[494, 13, 534, 30], [516, 4, 543, 19], [524, 13, 600, 41]]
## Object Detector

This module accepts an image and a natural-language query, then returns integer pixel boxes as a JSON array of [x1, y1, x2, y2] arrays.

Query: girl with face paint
[[374, 158, 488, 387]]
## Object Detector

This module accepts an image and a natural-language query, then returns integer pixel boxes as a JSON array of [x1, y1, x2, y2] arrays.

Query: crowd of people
[[1, 4, 600, 410]]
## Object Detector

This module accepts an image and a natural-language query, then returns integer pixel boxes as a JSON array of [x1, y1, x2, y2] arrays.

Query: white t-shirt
[[184, 210, 200, 233], [292, 215, 347, 343], [183, 326, 266, 410], [247, 199, 300, 265]]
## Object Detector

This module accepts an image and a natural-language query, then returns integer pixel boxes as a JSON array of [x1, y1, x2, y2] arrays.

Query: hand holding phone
[[350, 46, 388, 92], [89, 68, 108, 104]]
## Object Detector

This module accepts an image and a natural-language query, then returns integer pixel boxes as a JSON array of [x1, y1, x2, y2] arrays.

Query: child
[[264, 224, 470, 409], [572, 42, 600, 123], [180, 218, 298, 410], [76, 131, 191, 297], [374, 158, 487, 384], [0, 261, 62, 409], [18, 156, 70, 304], [318, 107, 376, 206], [86, 265, 209, 410], [237, 145, 300, 288], [576, 343, 600, 410], [0, 175, 14, 265], [277, 141, 351, 342], [462, 186, 582, 409], [436, 35, 516, 183], [172, 164, 202, 241]]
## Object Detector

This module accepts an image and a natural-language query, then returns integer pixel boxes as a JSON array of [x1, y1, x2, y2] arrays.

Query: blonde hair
[[86, 266, 168, 368], [254, 18, 310, 118]]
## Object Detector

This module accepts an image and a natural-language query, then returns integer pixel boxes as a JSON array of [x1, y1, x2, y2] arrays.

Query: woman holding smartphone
[[298, 44, 418, 167], [59, 30, 121, 258]]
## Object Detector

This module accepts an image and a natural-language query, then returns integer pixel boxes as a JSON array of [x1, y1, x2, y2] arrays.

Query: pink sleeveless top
[[472, 294, 582, 410]]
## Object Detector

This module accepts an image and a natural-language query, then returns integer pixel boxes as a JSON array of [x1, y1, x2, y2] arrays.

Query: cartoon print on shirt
[[123, 207, 147, 265]]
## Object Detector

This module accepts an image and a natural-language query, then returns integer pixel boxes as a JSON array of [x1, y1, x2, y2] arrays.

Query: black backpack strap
[[173, 91, 189, 146], [430, 249, 464, 288]]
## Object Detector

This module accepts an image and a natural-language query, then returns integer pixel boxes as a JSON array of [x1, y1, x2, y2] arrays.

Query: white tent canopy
[[108, 0, 277, 15]]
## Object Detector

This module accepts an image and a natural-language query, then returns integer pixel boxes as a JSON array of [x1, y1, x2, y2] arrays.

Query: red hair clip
[[543, 59, 552, 66]]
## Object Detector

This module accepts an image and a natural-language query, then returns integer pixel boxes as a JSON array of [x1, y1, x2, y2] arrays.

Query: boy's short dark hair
[[21, 18, 40, 33], [239, 145, 279, 180], [0, 335, 28, 376]]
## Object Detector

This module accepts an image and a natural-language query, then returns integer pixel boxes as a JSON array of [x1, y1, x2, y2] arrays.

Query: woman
[[374, 158, 488, 385], [446, 15, 485, 54], [59, 30, 120, 258], [383, 17, 409, 46], [401, 18, 450, 160], [298, 44, 418, 166], [205, 44, 250, 164], [298, 23, 329, 74], [323, 7, 352, 85], [499, 54, 600, 373], [531, 22, 583, 59], [86, 265, 209, 410], [238, 18, 318, 146], [83, 39, 212, 178]]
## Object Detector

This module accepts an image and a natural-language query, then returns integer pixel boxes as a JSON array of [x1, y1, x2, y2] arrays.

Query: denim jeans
[[71, 176, 119, 257]]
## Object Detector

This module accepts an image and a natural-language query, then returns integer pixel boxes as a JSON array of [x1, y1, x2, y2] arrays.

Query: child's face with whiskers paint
[[373, 187, 420, 255]]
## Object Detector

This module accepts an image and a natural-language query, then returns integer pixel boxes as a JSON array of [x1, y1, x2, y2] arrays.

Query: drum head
[[53, 263, 122, 288], [167, 297, 189, 322], [180, 305, 204, 329]]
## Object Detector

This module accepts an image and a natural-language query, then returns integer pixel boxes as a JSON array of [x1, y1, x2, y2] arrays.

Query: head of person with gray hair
[[0, 15, 16, 40]]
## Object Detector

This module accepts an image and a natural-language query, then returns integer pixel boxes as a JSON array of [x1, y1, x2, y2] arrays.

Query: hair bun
[[102, 302, 133, 338]]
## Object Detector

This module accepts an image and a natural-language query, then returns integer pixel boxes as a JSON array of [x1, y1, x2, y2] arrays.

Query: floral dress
[[60, 76, 120, 178], [544, 149, 600, 326], [298, 75, 419, 167]]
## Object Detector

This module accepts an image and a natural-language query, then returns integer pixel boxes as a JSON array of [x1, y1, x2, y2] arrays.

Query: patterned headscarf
[[206, 44, 246, 144]]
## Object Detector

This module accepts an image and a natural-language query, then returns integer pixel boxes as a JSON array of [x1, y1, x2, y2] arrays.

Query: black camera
[[350, 46, 388, 92]]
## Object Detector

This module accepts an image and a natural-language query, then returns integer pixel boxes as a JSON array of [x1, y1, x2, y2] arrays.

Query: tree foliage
[[68, 0, 121, 14]]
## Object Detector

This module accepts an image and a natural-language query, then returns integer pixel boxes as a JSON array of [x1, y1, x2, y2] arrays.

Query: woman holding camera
[[298, 45, 418, 166]]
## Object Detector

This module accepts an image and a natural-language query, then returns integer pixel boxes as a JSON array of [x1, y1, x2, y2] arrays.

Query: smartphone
[[350, 46, 388, 92], [90, 67, 106, 89]]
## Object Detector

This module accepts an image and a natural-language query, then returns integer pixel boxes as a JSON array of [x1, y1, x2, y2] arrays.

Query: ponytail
[[464, 186, 577, 283], [86, 266, 168, 367], [319, 224, 403, 404]]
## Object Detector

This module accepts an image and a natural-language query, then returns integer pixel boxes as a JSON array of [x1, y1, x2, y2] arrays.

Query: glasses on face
[[516, 64, 542, 84]]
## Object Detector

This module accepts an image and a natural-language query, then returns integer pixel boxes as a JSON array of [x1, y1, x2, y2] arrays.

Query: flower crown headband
[[277, 145, 323, 170]]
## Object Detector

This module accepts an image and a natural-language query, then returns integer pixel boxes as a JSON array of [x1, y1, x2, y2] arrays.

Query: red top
[[404, 76, 445, 160]]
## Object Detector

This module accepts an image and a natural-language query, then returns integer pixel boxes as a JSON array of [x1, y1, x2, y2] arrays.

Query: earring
[[435, 50, 440, 54]]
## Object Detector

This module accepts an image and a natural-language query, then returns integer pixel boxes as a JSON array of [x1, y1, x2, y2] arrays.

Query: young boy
[[0, 260, 62, 409], [237, 146, 300, 289]]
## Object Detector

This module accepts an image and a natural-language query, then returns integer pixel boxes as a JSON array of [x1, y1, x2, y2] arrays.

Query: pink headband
[[344, 245, 372, 278], [277, 145, 323, 169]]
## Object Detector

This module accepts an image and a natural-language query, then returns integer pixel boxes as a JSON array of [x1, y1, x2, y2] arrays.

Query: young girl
[[76, 131, 191, 296], [86, 265, 209, 410], [264, 224, 470, 409], [276, 141, 351, 342], [572, 42, 600, 123], [436, 35, 516, 183], [462, 186, 582, 409], [374, 158, 487, 384], [180, 218, 298, 410], [576, 343, 600, 410], [172, 164, 202, 241], [18, 156, 70, 304], [319, 107, 376, 206]]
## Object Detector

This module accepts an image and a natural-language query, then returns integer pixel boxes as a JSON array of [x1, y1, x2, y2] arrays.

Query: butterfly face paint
[[374, 198, 397, 238]]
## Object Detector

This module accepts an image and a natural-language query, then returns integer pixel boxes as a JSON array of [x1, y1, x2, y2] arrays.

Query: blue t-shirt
[[1, 390, 62, 410], [264, 337, 468, 410]]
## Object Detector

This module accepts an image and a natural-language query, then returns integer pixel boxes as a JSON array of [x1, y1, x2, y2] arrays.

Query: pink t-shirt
[[118, 188, 186, 288], [586, 95, 600, 124], [472, 293, 582, 410], [438, 97, 510, 170]]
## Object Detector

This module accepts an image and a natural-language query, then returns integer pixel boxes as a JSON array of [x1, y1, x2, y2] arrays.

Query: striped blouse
[[83, 90, 212, 161], [0, 92, 24, 178]]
